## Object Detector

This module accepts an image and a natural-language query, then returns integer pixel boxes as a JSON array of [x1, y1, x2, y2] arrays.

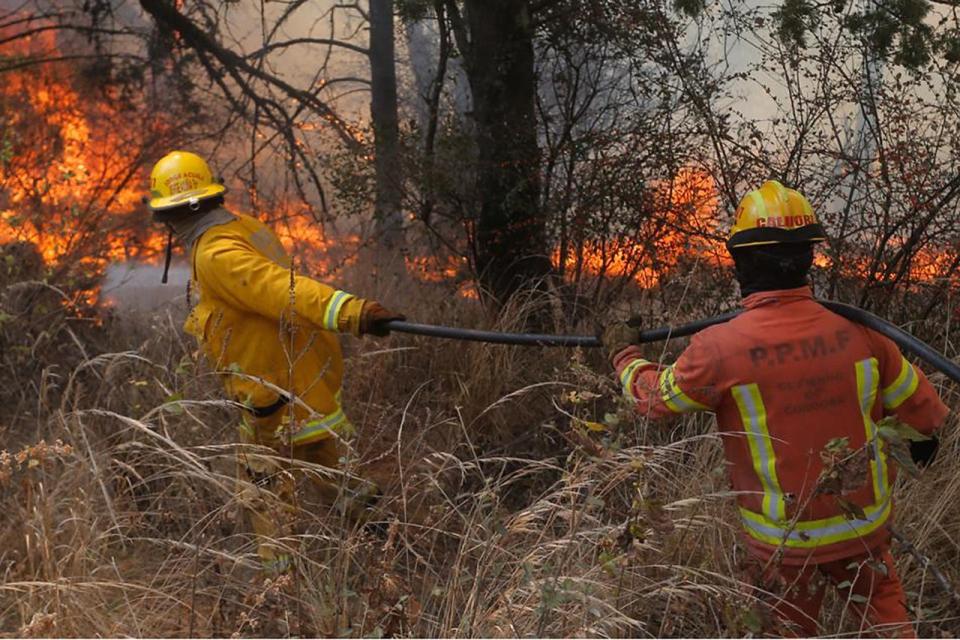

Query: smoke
[[102, 262, 190, 312]]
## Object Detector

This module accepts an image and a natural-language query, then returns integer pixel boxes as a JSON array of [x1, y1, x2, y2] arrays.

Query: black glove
[[909, 436, 939, 468]]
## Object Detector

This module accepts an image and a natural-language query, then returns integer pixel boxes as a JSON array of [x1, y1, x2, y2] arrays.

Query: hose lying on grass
[[385, 300, 960, 384]]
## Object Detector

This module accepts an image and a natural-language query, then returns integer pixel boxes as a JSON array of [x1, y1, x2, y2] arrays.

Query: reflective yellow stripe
[[882, 356, 919, 410], [322, 290, 352, 331], [290, 404, 353, 444], [740, 495, 891, 547], [619, 359, 648, 399], [732, 384, 786, 523], [739, 359, 894, 549], [658, 366, 709, 413], [856, 358, 888, 501]]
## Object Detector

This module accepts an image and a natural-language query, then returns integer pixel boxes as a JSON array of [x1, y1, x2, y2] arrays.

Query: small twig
[[189, 532, 203, 637]]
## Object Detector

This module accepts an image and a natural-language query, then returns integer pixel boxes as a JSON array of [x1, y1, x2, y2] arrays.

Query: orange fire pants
[[761, 547, 914, 638]]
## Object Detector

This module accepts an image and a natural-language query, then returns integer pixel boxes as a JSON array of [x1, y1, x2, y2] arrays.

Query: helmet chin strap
[[159, 200, 201, 285], [161, 226, 174, 285]]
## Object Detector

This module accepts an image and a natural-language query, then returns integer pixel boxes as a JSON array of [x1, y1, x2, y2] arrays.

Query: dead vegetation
[[1, 251, 959, 638]]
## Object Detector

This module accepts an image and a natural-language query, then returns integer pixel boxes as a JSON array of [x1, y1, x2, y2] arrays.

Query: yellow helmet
[[727, 180, 826, 249], [147, 151, 226, 212]]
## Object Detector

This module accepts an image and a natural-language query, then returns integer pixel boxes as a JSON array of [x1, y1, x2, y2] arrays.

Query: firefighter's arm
[[875, 333, 949, 435], [613, 332, 721, 420], [194, 235, 366, 335]]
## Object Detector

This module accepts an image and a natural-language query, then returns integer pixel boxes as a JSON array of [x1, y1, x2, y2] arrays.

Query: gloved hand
[[909, 436, 939, 468], [601, 321, 641, 365], [359, 301, 405, 337]]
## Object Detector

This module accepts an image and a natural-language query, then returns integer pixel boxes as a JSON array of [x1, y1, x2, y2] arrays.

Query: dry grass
[[1, 253, 959, 638]]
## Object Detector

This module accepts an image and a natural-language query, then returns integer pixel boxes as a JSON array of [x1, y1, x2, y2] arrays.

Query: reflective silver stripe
[[323, 290, 352, 331], [740, 494, 892, 547], [856, 358, 890, 502], [882, 357, 918, 409], [856, 358, 888, 500], [658, 366, 708, 413], [619, 359, 647, 398], [732, 384, 786, 523], [740, 359, 893, 549]]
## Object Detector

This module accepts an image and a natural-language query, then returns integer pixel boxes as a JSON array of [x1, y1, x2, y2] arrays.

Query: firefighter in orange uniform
[[603, 180, 948, 637], [147, 151, 403, 575]]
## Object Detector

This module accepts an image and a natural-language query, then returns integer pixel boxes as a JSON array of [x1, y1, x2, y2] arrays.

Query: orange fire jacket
[[614, 286, 948, 565]]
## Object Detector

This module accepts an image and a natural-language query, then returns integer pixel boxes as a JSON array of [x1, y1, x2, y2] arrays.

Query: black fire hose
[[385, 300, 960, 384], [387, 301, 960, 602]]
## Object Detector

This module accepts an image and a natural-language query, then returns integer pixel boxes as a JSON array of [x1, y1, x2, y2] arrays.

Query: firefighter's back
[[706, 287, 901, 562]]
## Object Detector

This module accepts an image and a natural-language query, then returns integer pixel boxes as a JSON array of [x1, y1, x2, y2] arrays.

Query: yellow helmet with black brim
[[727, 180, 827, 250]]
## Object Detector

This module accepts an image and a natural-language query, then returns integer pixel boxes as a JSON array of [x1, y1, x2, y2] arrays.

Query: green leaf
[[598, 550, 619, 577], [742, 607, 764, 634], [164, 401, 184, 416], [175, 355, 193, 375], [825, 436, 851, 453], [877, 416, 931, 443], [603, 412, 621, 428], [674, 0, 706, 18], [867, 559, 889, 577], [887, 443, 922, 478], [773, 0, 819, 51]]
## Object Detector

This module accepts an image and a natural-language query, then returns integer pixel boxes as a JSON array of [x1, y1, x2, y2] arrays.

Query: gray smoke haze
[[102, 262, 190, 313]]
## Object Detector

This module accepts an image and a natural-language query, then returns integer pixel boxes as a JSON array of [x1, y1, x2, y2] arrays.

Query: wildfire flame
[[0, 22, 164, 309], [2, 23, 953, 314], [553, 167, 726, 288]]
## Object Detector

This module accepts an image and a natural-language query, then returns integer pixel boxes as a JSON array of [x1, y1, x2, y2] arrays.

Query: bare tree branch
[[137, 0, 361, 150], [245, 37, 368, 60]]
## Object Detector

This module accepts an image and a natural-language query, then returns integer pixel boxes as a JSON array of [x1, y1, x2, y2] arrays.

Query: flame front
[[1, 24, 954, 312], [553, 167, 726, 288], [0, 22, 164, 303]]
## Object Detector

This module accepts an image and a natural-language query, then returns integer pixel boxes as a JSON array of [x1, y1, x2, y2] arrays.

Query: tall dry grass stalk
[[1, 252, 958, 637]]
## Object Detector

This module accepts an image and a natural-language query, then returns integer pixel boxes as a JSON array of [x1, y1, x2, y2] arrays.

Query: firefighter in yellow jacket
[[147, 150, 402, 574]]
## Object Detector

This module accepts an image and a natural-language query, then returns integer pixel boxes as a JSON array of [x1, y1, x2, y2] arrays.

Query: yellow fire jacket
[[184, 212, 365, 446]]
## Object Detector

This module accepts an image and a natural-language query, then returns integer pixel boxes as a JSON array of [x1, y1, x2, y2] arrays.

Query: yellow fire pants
[[236, 412, 379, 574]]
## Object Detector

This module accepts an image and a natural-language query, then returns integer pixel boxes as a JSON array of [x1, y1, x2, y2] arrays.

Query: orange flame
[[553, 167, 727, 288], [0, 22, 164, 286], [2, 25, 954, 313]]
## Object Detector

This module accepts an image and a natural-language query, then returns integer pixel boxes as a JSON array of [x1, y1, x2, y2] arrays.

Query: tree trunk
[[369, 0, 404, 248], [458, 0, 553, 304]]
